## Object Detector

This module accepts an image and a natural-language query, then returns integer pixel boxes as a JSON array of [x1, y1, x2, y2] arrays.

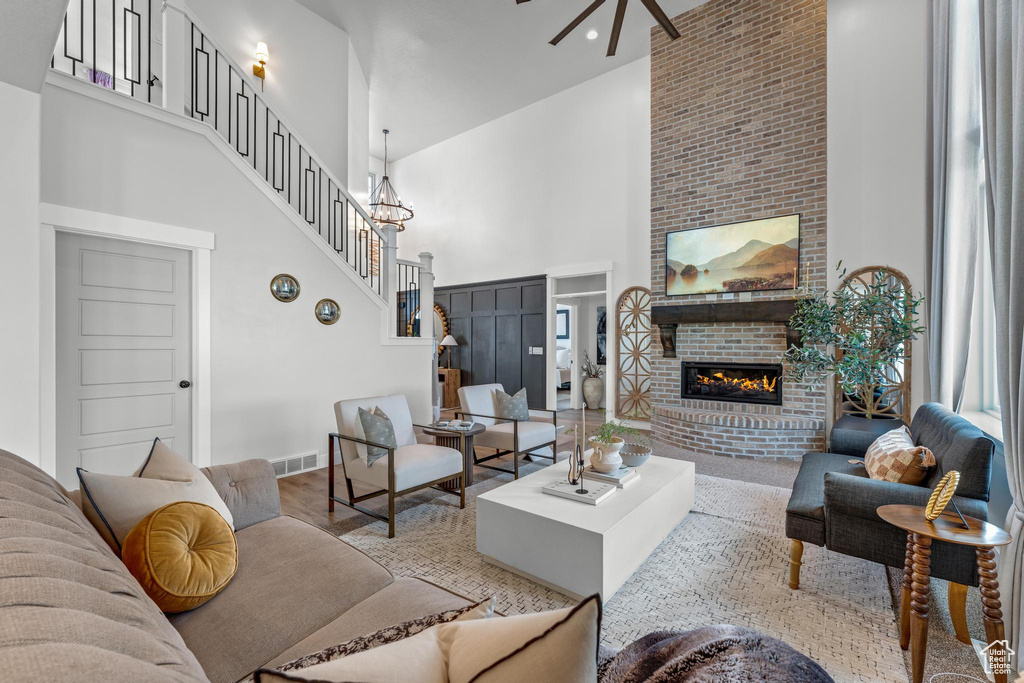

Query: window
[[368, 172, 377, 199]]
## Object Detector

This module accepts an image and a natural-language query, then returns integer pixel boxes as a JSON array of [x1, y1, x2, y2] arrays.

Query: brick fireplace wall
[[649, 0, 827, 458]]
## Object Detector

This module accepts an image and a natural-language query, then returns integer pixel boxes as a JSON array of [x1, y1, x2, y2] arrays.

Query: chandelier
[[369, 129, 413, 231]]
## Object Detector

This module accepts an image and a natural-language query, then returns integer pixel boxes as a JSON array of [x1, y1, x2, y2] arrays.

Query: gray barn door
[[56, 233, 192, 488]]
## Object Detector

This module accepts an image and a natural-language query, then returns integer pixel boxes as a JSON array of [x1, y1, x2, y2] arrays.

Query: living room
[[1, 0, 1021, 681]]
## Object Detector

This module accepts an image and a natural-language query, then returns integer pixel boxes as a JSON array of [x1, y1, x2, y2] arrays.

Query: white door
[[56, 233, 192, 488]]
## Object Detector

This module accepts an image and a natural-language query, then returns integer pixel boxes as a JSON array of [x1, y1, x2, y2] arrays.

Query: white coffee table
[[476, 455, 695, 601]]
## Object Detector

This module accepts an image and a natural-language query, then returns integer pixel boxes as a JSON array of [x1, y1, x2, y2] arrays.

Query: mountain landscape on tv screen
[[666, 228, 799, 296]]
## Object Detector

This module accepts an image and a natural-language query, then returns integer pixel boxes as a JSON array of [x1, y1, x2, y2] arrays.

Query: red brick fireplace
[[648, 0, 827, 459]]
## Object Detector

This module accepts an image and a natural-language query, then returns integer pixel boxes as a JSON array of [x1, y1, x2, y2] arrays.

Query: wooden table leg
[[978, 546, 1008, 683], [909, 533, 932, 683], [900, 532, 914, 650]]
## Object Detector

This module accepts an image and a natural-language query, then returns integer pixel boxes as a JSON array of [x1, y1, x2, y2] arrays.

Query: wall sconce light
[[253, 41, 269, 91]]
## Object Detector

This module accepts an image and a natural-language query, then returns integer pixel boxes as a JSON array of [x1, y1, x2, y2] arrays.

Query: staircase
[[49, 0, 432, 340]]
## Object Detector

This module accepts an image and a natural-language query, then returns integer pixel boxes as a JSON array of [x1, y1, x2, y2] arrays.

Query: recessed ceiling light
[[586, 29, 599, 40]]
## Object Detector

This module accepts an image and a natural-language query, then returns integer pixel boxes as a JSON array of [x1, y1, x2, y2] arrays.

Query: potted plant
[[587, 419, 639, 472], [580, 351, 605, 410], [783, 264, 925, 436]]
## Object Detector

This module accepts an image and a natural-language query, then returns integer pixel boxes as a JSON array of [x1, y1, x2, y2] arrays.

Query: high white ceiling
[[295, 0, 706, 160], [0, 0, 70, 92]]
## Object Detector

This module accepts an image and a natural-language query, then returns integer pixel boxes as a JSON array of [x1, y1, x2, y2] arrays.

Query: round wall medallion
[[314, 298, 340, 325], [270, 274, 300, 302]]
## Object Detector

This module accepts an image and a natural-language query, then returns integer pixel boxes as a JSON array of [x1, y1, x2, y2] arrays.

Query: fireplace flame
[[697, 372, 777, 393]]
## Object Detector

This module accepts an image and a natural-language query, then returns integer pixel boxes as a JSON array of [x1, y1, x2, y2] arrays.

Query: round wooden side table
[[877, 503, 1013, 683], [423, 423, 485, 490]]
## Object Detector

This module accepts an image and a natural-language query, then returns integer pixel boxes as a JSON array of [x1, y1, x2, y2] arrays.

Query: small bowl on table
[[619, 443, 652, 468]]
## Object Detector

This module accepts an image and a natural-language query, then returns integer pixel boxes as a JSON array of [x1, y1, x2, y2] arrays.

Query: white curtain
[[928, 0, 986, 411], [979, 0, 1024, 664]]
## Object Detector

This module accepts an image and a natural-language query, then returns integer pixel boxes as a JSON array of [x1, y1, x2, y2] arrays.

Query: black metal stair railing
[[50, 1, 387, 300], [396, 261, 422, 337]]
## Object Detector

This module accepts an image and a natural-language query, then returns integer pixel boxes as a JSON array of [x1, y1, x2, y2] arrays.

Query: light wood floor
[[278, 407, 616, 530]]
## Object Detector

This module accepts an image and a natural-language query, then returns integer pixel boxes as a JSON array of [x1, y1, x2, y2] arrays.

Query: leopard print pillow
[[247, 597, 495, 682]]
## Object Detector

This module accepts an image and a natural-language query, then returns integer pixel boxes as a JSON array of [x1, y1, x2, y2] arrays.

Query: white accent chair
[[330, 394, 465, 538], [456, 383, 560, 479]]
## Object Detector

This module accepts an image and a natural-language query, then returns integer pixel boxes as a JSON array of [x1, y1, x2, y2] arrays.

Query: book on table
[[541, 480, 616, 505], [582, 466, 639, 488]]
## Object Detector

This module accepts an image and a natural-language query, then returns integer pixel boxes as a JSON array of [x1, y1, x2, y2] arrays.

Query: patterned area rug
[[339, 469, 907, 682]]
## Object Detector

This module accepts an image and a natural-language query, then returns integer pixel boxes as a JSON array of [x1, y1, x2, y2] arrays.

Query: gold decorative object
[[314, 298, 340, 325], [925, 471, 960, 521], [614, 286, 652, 420], [834, 266, 913, 424], [407, 303, 450, 355], [269, 273, 300, 302]]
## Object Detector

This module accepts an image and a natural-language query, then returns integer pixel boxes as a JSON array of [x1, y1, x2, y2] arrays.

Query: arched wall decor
[[407, 302, 450, 356], [834, 266, 913, 424], [615, 286, 653, 420]]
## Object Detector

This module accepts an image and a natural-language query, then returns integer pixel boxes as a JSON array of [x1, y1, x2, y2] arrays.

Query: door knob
[[179, 380, 191, 388]]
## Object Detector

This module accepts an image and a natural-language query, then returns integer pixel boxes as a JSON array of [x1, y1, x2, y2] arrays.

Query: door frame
[[39, 203, 215, 476], [544, 261, 614, 413]]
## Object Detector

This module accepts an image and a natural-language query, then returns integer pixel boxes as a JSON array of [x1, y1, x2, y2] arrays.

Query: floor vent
[[271, 452, 320, 478]]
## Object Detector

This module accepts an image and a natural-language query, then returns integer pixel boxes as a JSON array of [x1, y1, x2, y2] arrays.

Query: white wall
[[185, 0, 352, 186], [347, 44, 370, 208], [39, 84, 431, 467], [0, 81, 41, 462], [827, 0, 930, 414], [392, 57, 651, 298]]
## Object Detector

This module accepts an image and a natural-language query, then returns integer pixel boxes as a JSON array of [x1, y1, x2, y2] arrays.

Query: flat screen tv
[[665, 214, 800, 296]]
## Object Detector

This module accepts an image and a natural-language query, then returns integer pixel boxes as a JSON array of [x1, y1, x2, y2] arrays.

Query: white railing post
[[162, 0, 187, 114], [419, 252, 435, 343], [381, 225, 399, 335]]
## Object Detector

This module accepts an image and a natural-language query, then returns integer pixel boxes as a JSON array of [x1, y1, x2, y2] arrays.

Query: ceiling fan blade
[[550, 0, 606, 46], [639, 0, 681, 40], [607, 0, 628, 56]]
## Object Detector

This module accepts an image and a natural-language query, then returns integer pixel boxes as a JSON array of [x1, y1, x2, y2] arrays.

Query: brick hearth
[[649, 0, 827, 459]]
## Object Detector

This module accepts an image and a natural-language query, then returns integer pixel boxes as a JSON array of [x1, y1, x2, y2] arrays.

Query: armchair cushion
[[785, 452, 868, 546], [346, 444, 463, 492], [475, 422, 557, 454], [911, 402, 994, 499], [334, 395, 417, 465], [823, 472, 988, 523], [457, 384, 504, 427]]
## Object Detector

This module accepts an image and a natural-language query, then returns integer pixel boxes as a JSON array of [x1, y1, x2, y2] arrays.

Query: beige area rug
[[339, 470, 908, 682]]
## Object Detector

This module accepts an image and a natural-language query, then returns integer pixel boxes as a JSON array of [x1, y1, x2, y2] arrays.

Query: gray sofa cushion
[[911, 402, 994, 499], [169, 515, 394, 683], [0, 450, 209, 682], [785, 452, 868, 546], [202, 459, 281, 531]]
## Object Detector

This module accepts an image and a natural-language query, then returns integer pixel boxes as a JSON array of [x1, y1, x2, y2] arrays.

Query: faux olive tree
[[783, 264, 925, 419]]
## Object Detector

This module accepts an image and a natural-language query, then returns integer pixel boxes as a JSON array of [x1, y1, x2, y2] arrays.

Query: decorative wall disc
[[315, 298, 340, 325], [270, 273, 300, 302]]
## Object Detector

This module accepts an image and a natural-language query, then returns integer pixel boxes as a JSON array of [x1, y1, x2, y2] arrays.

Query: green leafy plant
[[783, 263, 925, 418], [589, 419, 639, 444], [580, 350, 604, 379]]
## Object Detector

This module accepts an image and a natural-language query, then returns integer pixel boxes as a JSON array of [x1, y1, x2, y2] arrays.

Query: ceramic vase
[[588, 436, 624, 473], [582, 377, 604, 410]]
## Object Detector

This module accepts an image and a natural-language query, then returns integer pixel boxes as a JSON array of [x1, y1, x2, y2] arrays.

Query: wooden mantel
[[651, 300, 800, 358]]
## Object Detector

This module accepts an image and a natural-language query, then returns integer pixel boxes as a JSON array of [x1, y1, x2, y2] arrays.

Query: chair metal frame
[[328, 425, 467, 538], [453, 409, 559, 479]]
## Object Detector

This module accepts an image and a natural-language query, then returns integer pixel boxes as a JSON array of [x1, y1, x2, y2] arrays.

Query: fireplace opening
[[681, 361, 783, 406]]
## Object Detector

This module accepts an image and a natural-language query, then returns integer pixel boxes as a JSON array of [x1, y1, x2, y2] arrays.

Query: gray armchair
[[785, 403, 994, 643]]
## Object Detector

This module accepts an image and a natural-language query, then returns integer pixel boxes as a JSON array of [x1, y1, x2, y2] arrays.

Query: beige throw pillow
[[255, 595, 600, 683], [864, 426, 936, 485], [78, 438, 234, 553]]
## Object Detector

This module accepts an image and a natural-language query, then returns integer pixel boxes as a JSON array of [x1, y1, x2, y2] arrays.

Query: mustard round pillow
[[122, 501, 238, 613]]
